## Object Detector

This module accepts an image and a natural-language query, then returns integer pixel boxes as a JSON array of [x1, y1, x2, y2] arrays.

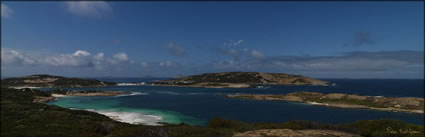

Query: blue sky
[[1, 1, 424, 78]]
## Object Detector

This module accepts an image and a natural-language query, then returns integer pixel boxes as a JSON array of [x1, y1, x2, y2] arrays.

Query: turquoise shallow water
[[49, 96, 205, 125], [46, 79, 424, 126]]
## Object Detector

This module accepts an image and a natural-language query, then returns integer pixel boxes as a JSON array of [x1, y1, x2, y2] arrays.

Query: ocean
[[46, 78, 424, 126]]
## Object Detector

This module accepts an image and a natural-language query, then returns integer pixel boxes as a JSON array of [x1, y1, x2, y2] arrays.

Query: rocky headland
[[153, 72, 331, 88], [30, 88, 131, 103], [227, 92, 424, 114]]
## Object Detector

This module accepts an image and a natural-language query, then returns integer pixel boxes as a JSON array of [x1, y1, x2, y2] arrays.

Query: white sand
[[86, 109, 163, 126], [51, 94, 68, 97], [12, 86, 40, 89]]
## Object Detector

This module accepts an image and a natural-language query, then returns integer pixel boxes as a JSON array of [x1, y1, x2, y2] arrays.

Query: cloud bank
[[212, 50, 423, 78], [2, 48, 423, 78], [2, 49, 124, 68], [1, 49, 187, 77]]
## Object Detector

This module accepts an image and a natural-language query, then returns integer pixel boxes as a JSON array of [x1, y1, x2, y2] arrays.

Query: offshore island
[[153, 72, 331, 88], [1, 73, 424, 137], [227, 92, 424, 114]]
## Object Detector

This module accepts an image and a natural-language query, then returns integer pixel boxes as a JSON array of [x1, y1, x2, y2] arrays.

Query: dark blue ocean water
[[47, 78, 424, 126]]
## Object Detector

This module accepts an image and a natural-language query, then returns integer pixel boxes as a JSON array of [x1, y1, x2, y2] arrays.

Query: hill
[[153, 72, 330, 88], [1, 74, 116, 88]]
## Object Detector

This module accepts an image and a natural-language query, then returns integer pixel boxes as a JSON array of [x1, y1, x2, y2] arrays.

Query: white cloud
[[224, 40, 244, 46], [1, 49, 190, 77], [1, 4, 14, 18], [1, 49, 36, 65], [159, 61, 175, 67], [66, 1, 112, 18], [250, 50, 264, 59], [140, 62, 150, 68], [73, 50, 91, 56], [43, 54, 84, 67], [2, 48, 422, 78], [113, 52, 128, 61], [94, 53, 104, 60], [1, 49, 131, 68]]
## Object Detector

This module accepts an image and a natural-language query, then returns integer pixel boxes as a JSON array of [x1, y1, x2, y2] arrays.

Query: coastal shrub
[[208, 118, 248, 131], [167, 125, 233, 137], [343, 119, 424, 137], [108, 126, 169, 137]]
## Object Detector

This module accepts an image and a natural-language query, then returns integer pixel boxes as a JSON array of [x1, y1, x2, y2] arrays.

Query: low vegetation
[[227, 91, 425, 114], [153, 72, 330, 88]]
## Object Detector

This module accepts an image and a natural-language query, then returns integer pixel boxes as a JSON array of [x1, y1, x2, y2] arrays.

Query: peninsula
[[153, 72, 330, 88], [31, 88, 132, 103], [227, 92, 425, 114], [1, 74, 117, 88]]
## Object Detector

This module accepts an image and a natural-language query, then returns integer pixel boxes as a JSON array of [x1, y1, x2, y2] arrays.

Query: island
[[152, 72, 331, 88], [1, 74, 117, 88], [226, 92, 425, 114]]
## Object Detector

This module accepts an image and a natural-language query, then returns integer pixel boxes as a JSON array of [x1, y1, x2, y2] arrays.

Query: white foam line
[[187, 92, 209, 95], [117, 82, 145, 86], [307, 101, 327, 106], [52, 94, 69, 97], [115, 92, 148, 97], [158, 91, 181, 95]]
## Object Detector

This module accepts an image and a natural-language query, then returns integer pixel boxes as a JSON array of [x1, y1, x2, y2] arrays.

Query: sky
[[1, 1, 424, 78]]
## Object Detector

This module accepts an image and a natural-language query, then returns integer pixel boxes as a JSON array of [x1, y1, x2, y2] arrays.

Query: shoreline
[[83, 109, 163, 126], [44, 91, 162, 125], [50, 91, 143, 98], [34, 90, 139, 104], [304, 101, 424, 114]]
